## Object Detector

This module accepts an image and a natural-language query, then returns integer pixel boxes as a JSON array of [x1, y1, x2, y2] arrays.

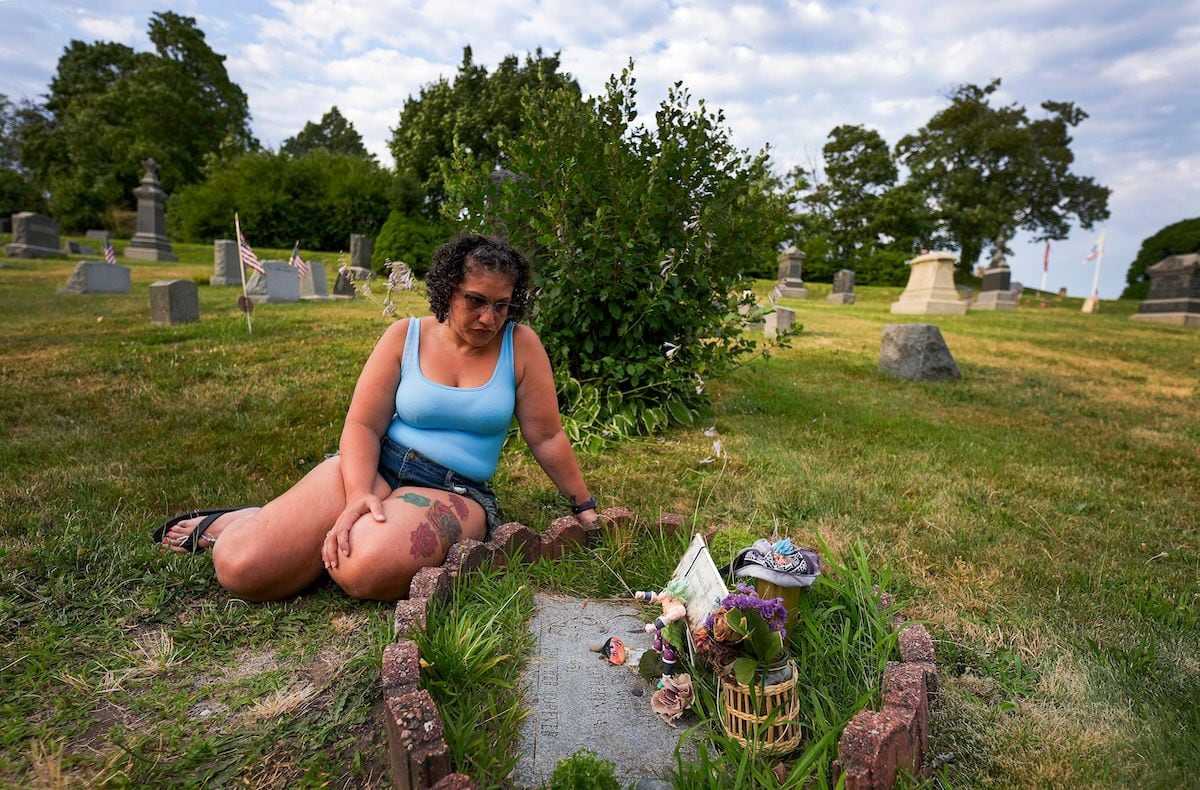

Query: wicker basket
[[719, 659, 802, 754]]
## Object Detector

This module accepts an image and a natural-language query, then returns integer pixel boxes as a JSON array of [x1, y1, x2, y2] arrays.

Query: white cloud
[[76, 15, 139, 43]]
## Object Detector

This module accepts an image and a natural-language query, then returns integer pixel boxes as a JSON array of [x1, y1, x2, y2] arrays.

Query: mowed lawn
[[1, 240, 1197, 787]]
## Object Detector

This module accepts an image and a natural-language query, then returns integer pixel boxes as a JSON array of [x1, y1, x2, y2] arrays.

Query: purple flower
[[718, 588, 788, 633]]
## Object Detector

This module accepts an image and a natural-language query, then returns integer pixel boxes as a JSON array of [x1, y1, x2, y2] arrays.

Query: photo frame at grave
[[669, 534, 730, 659]]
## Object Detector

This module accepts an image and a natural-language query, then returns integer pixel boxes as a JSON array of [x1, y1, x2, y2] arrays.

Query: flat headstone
[[150, 279, 199, 324], [210, 240, 241, 286], [879, 323, 961, 381], [59, 261, 131, 294], [85, 229, 112, 244], [350, 233, 373, 270], [299, 261, 330, 299], [513, 594, 696, 788], [5, 212, 61, 258], [245, 260, 300, 303]]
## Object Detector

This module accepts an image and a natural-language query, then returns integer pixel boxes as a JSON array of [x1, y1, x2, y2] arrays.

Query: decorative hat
[[730, 538, 820, 588]]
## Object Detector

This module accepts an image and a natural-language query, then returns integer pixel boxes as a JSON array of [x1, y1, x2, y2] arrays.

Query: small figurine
[[633, 578, 690, 677]]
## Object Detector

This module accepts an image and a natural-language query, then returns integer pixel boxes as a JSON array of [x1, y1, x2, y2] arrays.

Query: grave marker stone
[[828, 269, 856, 304], [124, 159, 178, 261], [771, 247, 808, 299], [972, 264, 1017, 311], [150, 279, 200, 324], [59, 261, 131, 294], [299, 261, 330, 300], [245, 260, 300, 303], [1131, 253, 1200, 328], [210, 240, 242, 286], [85, 230, 112, 244], [5, 212, 61, 258], [513, 594, 696, 788], [333, 266, 372, 298], [879, 323, 961, 381], [890, 251, 968, 315], [63, 240, 97, 255], [764, 306, 796, 339], [350, 234, 373, 270]]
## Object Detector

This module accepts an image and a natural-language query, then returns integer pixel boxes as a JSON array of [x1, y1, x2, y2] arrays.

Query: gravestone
[[124, 159, 178, 262], [972, 265, 1017, 311], [1010, 281, 1024, 301], [879, 323, 961, 381], [85, 229, 112, 244], [1057, 287, 1068, 299], [59, 261, 131, 294], [891, 251, 968, 315], [828, 269, 856, 304], [299, 261, 330, 300], [764, 306, 796, 339], [245, 260, 300, 303], [150, 279, 200, 325], [771, 247, 808, 300], [63, 240, 97, 255], [350, 234, 373, 270], [333, 265, 372, 298], [5, 212, 61, 258], [1131, 253, 1200, 328], [210, 240, 241, 286], [513, 594, 696, 788]]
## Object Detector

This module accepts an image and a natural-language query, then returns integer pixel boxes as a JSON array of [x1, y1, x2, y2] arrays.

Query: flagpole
[[1088, 232, 1106, 300], [235, 213, 253, 335], [1039, 241, 1049, 295]]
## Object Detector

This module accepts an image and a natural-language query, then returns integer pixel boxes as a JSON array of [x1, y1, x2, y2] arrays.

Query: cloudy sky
[[4, 0, 1198, 297]]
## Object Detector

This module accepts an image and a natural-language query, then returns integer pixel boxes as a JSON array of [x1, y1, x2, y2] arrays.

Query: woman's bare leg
[[206, 457, 392, 601]]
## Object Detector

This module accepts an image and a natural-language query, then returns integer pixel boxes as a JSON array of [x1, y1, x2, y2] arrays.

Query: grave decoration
[[729, 537, 821, 630]]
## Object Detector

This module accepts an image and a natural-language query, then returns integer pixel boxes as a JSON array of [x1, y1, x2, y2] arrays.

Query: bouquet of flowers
[[695, 584, 789, 685]]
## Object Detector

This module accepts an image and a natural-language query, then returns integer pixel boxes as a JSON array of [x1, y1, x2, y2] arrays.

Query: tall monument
[[890, 251, 969, 315], [124, 159, 178, 262]]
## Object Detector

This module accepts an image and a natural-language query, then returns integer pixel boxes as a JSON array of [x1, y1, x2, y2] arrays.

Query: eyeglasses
[[457, 289, 514, 316]]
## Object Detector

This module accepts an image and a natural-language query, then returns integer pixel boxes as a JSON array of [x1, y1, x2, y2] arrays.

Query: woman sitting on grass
[[154, 234, 599, 601]]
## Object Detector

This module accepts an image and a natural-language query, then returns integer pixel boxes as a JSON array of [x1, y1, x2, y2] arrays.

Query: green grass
[[2, 243, 1198, 787]]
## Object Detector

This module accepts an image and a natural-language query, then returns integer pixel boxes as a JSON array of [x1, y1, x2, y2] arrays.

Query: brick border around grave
[[381, 508, 690, 789]]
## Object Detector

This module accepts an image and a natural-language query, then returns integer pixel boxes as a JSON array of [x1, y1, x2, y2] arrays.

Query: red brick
[[431, 774, 475, 790], [409, 566, 451, 603], [394, 597, 429, 635], [385, 688, 451, 790], [486, 522, 541, 565], [898, 624, 934, 664], [382, 639, 421, 695], [442, 539, 487, 578], [541, 516, 586, 560], [836, 707, 918, 790], [599, 506, 634, 529], [657, 512, 686, 535], [882, 662, 929, 764]]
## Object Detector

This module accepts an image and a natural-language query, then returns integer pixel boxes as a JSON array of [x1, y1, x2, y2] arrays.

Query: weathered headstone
[[124, 159, 178, 262], [210, 240, 241, 286], [828, 269, 856, 304], [350, 234, 373, 270], [1131, 253, 1200, 328], [63, 240, 97, 255], [879, 324, 961, 381], [1057, 287, 1068, 299], [890, 251, 968, 315], [1010, 281, 1024, 301], [85, 229, 112, 244], [771, 247, 808, 300], [150, 279, 200, 325], [59, 261, 131, 294], [245, 260, 300, 303], [764, 306, 796, 339], [5, 212, 61, 258], [513, 594, 695, 788], [333, 266, 372, 298], [972, 265, 1017, 311], [299, 261, 330, 300]]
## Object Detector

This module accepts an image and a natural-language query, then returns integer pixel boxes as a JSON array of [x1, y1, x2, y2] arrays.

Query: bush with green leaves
[[444, 64, 794, 447], [548, 749, 620, 790], [371, 209, 452, 276], [167, 150, 392, 250], [1121, 216, 1200, 299]]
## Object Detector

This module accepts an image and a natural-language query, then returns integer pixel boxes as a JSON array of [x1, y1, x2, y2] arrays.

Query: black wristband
[[570, 496, 597, 515]]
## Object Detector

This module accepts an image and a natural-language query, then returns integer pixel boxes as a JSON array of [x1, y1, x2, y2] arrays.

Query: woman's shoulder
[[380, 315, 428, 349]]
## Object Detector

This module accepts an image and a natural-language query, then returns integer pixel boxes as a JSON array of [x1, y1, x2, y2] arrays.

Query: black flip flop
[[152, 507, 249, 554]]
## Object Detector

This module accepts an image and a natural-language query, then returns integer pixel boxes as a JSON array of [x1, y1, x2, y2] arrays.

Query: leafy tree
[[896, 79, 1110, 272], [445, 64, 794, 445], [281, 106, 372, 159], [1121, 217, 1200, 299], [810, 125, 897, 262], [389, 47, 579, 215], [372, 210, 451, 276], [16, 12, 254, 230], [167, 150, 391, 251]]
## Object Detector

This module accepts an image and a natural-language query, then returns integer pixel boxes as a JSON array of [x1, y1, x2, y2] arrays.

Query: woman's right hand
[[322, 493, 386, 570]]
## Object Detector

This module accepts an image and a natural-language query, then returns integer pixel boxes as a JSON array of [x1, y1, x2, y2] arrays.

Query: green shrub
[[371, 210, 451, 276], [549, 749, 620, 790], [167, 150, 392, 250], [851, 247, 912, 286], [444, 64, 794, 446], [0, 168, 47, 218], [1121, 217, 1200, 299]]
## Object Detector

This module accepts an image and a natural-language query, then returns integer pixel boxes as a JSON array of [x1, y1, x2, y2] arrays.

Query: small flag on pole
[[289, 241, 310, 277], [237, 219, 264, 274], [104, 242, 117, 266], [1085, 237, 1103, 262]]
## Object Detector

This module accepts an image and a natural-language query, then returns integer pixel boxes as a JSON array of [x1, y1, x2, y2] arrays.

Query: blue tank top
[[386, 317, 516, 482]]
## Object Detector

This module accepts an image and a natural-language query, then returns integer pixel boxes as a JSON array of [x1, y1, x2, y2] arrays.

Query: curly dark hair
[[426, 233, 532, 323]]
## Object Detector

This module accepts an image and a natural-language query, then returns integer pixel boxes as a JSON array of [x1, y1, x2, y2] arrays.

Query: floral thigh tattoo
[[408, 494, 470, 559]]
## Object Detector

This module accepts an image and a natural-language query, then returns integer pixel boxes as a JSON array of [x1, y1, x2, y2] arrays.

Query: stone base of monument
[[891, 295, 968, 315], [59, 261, 131, 294], [299, 262, 333, 300], [891, 252, 969, 316], [774, 284, 808, 299], [1131, 310, 1200, 328], [150, 279, 200, 325], [124, 234, 179, 262], [827, 292, 855, 305], [1081, 295, 1100, 314], [970, 289, 1017, 311], [879, 324, 961, 381], [4, 242, 61, 259], [246, 261, 300, 303]]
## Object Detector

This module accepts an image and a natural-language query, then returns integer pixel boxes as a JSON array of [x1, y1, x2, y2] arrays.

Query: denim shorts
[[377, 436, 503, 537]]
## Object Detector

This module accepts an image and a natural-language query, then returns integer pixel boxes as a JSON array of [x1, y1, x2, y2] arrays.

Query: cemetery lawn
[[2, 241, 1197, 787]]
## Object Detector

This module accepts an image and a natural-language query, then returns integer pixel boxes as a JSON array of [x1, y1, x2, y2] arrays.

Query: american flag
[[289, 241, 310, 276], [236, 216, 264, 274], [1085, 234, 1104, 263], [104, 242, 117, 266]]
